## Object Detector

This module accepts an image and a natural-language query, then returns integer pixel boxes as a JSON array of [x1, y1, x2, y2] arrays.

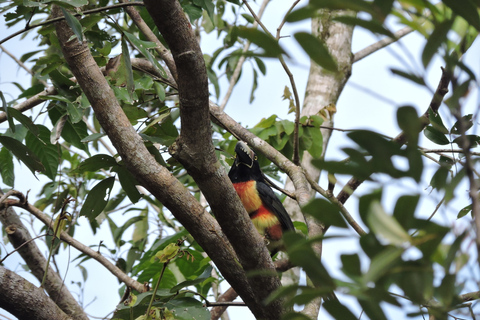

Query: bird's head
[[229, 141, 263, 182], [233, 141, 256, 168]]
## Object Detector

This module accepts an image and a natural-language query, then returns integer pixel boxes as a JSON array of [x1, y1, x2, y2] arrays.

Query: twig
[[206, 301, 246, 307], [219, 0, 269, 111], [336, 67, 451, 205], [353, 26, 413, 62], [119, 0, 177, 83], [305, 172, 366, 236], [2, 191, 145, 292], [276, 1, 301, 39], [0, 2, 145, 45], [82, 116, 116, 155], [0, 45, 48, 87], [0, 233, 47, 264], [241, 0, 303, 165]]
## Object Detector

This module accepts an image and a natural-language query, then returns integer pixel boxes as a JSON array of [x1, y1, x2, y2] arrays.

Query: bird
[[228, 141, 295, 255]]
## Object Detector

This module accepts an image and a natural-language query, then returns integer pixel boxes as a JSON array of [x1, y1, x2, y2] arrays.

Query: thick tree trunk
[[282, 9, 354, 318], [0, 192, 89, 320], [0, 266, 72, 320]]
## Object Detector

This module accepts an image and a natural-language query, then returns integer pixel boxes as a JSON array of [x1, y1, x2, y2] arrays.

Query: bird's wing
[[256, 181, 295, 232]]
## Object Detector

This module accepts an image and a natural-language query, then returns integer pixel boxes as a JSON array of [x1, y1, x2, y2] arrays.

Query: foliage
[[0, 0, 479, 319]]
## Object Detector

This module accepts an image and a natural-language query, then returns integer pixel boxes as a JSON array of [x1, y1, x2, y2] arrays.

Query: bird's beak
[[234, 141, 256, 168]]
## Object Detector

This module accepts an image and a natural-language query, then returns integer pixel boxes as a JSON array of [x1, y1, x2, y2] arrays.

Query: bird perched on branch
[[228, 141, 295, 255]]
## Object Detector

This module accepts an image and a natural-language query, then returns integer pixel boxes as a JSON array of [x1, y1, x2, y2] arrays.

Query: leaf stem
[[145, 262, 169, 318]]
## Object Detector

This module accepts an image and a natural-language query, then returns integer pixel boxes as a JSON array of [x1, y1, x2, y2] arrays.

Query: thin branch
[[336, 67, 451, 205], [0, 191, 89, 319], [206, 301, 246, 307], [82, 116, 116, 156], [276, 1, 301, 39], [0, 45, 48, 87], [219, 0, 269, 111], [2, 191, 146, 293], [353, 26, 413, 62], [0, 2, 145, 45], [119, 0, 177, 83], [0, 233, 47, 264], [241, 0, 302, 164], [305, 172, 366, 236]]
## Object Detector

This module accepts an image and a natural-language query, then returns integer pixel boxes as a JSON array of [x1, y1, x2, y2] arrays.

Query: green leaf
[[422, 19, 454, 68], [123, 31, 166, 77], [121, 36, 135, 100], [442, 0, 480, 32], [341, 253, 362, 278], [323, 299, 358, 320], [235, 27, 285, 57], [302, 198, 348, 228], [154, 82, 166, 102], [115, 165, 142, 203], [25, 126, 60, 180], [1, 92, 15, 133], [166, 297, 210, 320], [393, 195, 419, 230], [76, 154, 118, 173], [195, 0, 215, 22], [80, 133, 106, 143], [132, 208, 149, 244], [397, 106, 421, 146], [0, 135, 45, 177], [66, 101, 83, 124], [363, 246, 404, 283], [48, 107, 89, 152], [79, 177, 115, 222], [61, 7, 83, 43], [249, 68, 259, 103], [333, 16, 393, 37], [390, 69, 426, 85], [254, 56, 266, 75], [183, 4, 203, 22], [457, 204, 472, 219], [255, 115, 277, 128], [306, 126, 323, 158], [0, 147, 14, 186], [54, 0, 88, 7], [450, 114, 473, 134], [367, 201, 410, 245], [170, 265, 213, 292], [424, 126, 450, 145], [113, 215, 146, 246], [294, 32, 337, 72], [283, 232, 335, 289], [7, 107, 39, 137], [428, 108, 449, 134]]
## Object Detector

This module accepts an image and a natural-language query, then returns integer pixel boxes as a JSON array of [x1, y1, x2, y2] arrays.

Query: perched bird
[[228, 141, 295, 255]]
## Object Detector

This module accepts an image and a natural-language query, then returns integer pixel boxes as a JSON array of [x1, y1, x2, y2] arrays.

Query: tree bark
[[142, 2, 284, 318], [0, 266, 72, 320], [52, 4, 282, 319], [281, 9, 355, 318], [0, 192, 89, 320]]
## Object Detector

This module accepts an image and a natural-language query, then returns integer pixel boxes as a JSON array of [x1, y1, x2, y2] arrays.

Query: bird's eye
[[254, 156, 258, 160]]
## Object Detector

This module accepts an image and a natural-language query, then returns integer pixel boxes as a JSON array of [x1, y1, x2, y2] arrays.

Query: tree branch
[[0, 191, 89, 320], [0, 2, 145, 45], [51, 5, 266, 318], [353, 26, 413, 62], [119, 0, 177, 83], [336, 67, 451, 205], [2, 191, 145, 293], [0, 266, 72, 320], [143, 1, 284, 318], [219, 0, 269, 111]]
